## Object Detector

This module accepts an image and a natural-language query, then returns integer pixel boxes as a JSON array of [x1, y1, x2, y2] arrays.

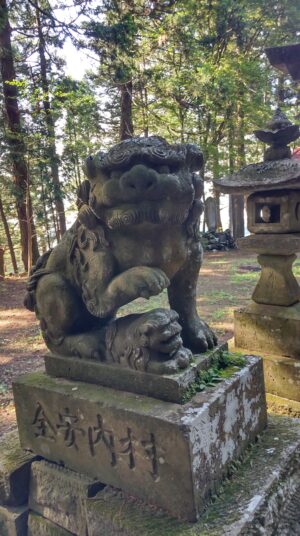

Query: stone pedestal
[[234, 302, 300, 358], [235, 234, 300, 409], [13, 356, 266, 522]]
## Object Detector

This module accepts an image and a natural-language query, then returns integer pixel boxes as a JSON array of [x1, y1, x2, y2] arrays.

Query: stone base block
[[29, 460, 104, 536], [263, 353, 300, 402], [266, 393, 300, 418], [28, 512, 74, 536], [84, 415, 300, 536], [0, 431, 37, 506], [234, 302, 300, 358], [13, 356, 266, 522], [0, 504, 28, 536], [44, 343, 227, 403]]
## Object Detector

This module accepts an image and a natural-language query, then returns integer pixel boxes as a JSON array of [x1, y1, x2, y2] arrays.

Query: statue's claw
[[182, 319, 218, 353]]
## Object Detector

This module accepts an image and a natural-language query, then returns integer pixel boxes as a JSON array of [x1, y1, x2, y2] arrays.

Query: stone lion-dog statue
[[25, 136, 217, 374]]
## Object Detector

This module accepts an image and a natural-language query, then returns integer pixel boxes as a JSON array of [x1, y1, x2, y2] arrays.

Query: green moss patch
[[181, 351, 246, 403]]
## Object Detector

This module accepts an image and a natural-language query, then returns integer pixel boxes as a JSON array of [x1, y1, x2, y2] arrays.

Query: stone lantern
[[214, 109, 300, 413]]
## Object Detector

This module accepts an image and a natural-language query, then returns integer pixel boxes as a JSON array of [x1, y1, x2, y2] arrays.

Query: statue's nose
[[120, 165, 158, 196]]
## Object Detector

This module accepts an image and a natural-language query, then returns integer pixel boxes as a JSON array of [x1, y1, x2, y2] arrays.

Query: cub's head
[[80, 136, 204, 230]]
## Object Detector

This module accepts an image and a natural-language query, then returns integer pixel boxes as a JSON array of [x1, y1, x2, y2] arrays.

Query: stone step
[[29, 460, 104, 536], [0, 504, 28, 536], [28, 512, 75, 536], [0, 430, 37, 507]]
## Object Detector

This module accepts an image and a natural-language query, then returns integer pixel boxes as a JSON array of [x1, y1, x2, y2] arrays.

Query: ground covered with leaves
[[1, 249, 299, 437]]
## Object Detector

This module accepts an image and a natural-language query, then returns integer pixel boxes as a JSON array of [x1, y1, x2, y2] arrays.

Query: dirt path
[[0, 249, 281, 437]]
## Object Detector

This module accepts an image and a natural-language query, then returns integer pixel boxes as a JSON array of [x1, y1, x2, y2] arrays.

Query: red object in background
[[292, 147, 300, 160]]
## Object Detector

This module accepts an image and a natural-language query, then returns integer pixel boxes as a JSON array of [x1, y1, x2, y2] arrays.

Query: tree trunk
[[0, 197, 18, 273], [36, 3, 66, 238], [26, 186, 32, 274], [0, 247, 4, 280], [230, 102, 245, 240], [119, 80, 134, 140], [211, 138, 222, 230], [0, 0, 39, 271], [41, 181, 51, 249]]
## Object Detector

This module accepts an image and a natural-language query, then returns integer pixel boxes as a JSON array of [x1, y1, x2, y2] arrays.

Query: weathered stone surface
[[29, 460, 104, 535], [0, 430, 37, 506], [247, 189, 300, 234], [214, 158, 300, 194], [0, 504, 28, 536], [13, 356, 266, 522], [28, 512, 74, 536], [234, 302, 300, 358], [84, 416, 300, 535], [251, 254, 300, 306], [275, 483, 300, 535], [237, 233, 300, 255], [44, 343, 227, 403]]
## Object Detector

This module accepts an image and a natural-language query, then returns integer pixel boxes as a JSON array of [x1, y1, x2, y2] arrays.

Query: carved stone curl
[[25, 136, 217, 374]]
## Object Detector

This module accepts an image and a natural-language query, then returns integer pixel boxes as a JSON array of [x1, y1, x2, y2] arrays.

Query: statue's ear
[[185, 144, 204, 172], [192, 173, 204, 199], [83, 152, 108, 183], [76, 180, 90, 209], [83, 155, 96, 179]]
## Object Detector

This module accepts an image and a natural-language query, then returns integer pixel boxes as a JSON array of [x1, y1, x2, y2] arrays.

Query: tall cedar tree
[[35, 0, 66, 238], [0, 0, 39, 270]]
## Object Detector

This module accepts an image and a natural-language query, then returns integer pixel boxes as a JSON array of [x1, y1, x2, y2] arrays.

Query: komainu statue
[[25, 136, 217, 374]]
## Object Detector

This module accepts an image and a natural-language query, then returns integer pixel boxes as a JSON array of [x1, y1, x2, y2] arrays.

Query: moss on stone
[[180, 351, 246, 403], [0, 431, 34, 473]]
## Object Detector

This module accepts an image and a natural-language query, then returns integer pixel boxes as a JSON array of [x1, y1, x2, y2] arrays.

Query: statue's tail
[[24, 249, 53, 311]]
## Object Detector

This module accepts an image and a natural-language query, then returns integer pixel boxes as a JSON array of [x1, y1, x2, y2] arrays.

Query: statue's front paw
[[118, 266, 170, 300], [183, 319, 217, 353]]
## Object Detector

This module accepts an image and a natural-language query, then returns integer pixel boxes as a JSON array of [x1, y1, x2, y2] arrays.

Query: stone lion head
[[80, 136, 204, 230]]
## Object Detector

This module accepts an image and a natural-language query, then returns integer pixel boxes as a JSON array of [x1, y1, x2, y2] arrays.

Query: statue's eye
[[110, 170, 123, 180], [157, 165, 170, 174]]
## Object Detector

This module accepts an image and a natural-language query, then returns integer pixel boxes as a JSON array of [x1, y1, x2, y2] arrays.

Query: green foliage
[[181, 351, 246, 403]]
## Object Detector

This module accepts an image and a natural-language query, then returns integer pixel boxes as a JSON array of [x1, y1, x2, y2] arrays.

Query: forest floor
[[1, 249, 299, 437]]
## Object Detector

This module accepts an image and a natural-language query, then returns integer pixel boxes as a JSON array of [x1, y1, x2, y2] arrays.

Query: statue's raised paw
[[109, 266, 170, 303]]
